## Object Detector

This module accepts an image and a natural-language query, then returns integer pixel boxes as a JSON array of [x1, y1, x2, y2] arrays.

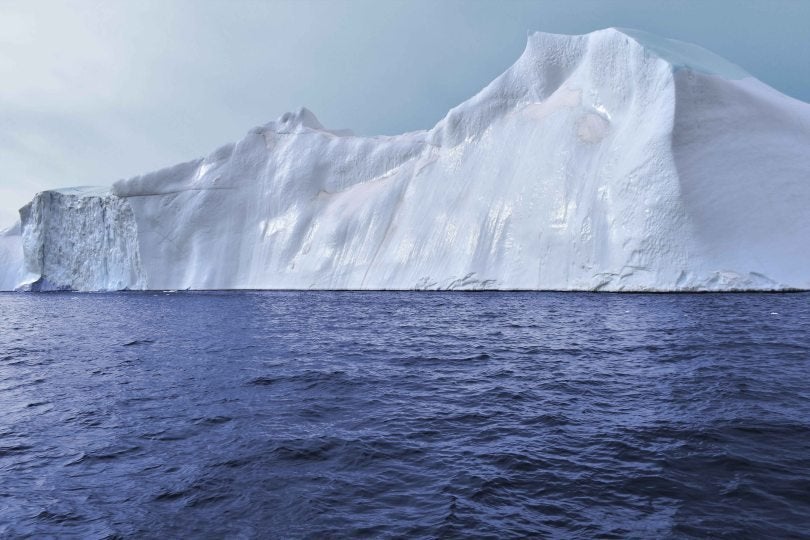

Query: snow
[[2, 28, 809, 291]]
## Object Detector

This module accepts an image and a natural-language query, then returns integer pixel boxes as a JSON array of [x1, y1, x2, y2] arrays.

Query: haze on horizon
[[1, 0, 808, 227]]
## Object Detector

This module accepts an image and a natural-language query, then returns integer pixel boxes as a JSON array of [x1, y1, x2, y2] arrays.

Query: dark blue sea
[[1, 292, 809, 538]]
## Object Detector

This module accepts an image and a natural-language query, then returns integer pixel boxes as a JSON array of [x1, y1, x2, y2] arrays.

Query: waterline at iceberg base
[[2, 28, 809, 292]]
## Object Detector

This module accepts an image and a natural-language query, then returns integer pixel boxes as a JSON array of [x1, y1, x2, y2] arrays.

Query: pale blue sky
[[1, 0, 809, 226]]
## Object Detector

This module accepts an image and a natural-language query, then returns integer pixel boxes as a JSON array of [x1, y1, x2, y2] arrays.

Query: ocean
[[1, 291, 809, 538]]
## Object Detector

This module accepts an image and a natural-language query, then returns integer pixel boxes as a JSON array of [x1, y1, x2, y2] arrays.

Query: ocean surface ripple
[[1, 291, 809, 538]]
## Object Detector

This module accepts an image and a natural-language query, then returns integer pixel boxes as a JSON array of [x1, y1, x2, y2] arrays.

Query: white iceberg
[[3, 28, 810, 292]]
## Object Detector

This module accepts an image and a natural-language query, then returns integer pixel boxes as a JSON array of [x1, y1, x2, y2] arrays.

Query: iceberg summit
[[2, 28, 810, 292]]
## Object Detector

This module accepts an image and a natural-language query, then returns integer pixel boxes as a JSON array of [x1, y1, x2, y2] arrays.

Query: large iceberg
[[3, 28, 810, 292]]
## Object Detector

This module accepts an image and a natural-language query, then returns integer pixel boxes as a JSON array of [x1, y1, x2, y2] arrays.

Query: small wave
[[193, 415, 232, 426], [25, 401, 50, 408], [154, 489, 188, 502], [123, 339, 155, 347], [247, 376, 276, 386], [0, 444, 34, 457], [36, 510, 83, 524], [270, 438, 340, 462], [66, 445, 142, 465]]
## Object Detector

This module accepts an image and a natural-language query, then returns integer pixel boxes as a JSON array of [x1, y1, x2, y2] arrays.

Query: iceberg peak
[[279, 107, 324, 130], [518, 28, 750, 80], [254, 106, 356, 137], [255, 106, 324, 133]]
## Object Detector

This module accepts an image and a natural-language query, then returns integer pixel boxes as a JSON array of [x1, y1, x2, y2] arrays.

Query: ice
[[2, 28, 809, 291], [0, 222, 31, 291], [18, 188, 144, 291]]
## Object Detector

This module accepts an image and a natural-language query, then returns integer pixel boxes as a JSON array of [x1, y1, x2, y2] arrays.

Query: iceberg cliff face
[[3, 28, 810, 291], [18, 188, 145, 291]]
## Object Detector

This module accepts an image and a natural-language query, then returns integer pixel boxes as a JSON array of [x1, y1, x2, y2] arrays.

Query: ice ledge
[[48, 186, 112, 197]]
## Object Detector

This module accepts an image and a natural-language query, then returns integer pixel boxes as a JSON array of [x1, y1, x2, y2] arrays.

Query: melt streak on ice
[[2, 28, 809, 291]]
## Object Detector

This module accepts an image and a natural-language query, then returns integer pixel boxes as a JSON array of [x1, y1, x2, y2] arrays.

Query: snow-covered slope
[[3, 28, 810, 291]]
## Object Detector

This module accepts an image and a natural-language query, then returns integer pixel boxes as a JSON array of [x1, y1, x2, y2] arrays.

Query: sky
[[1, 0, 809, 226]]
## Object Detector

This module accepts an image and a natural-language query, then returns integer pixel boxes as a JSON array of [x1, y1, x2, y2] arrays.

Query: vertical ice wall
[[19, 188, 145, 291], [0, 223, 30, 291]]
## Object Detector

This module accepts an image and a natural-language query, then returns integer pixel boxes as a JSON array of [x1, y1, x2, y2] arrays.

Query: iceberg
[[3, 28, 810, 291]]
